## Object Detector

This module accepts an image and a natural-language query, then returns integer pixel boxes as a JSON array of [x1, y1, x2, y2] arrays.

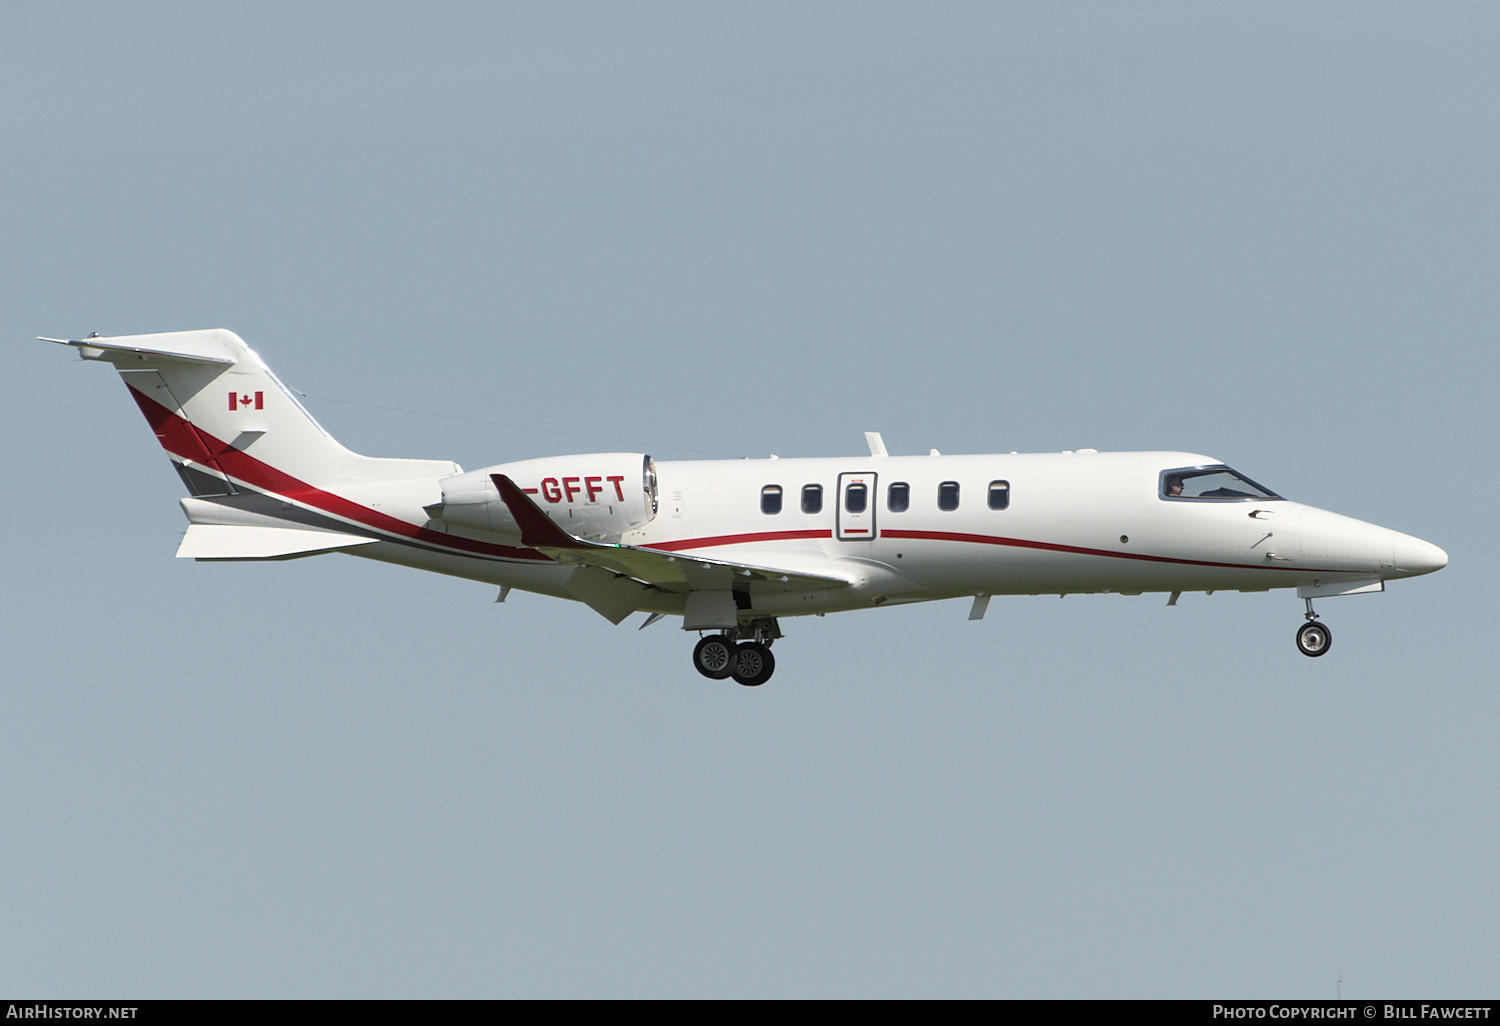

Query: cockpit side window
[[1160, 466, 1282, 501]]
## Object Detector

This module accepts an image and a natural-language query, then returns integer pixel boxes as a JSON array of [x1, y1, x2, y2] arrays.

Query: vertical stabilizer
[[48, 329, 455, 494]]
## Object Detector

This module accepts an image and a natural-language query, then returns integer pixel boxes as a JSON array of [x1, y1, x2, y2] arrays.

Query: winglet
[[490, 474, 584, 549]]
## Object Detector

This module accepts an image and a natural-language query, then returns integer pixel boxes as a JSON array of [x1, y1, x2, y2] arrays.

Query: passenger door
[[836, 472, 877, 541]]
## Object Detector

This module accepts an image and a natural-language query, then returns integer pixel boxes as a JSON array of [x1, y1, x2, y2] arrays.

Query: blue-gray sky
[[3, 2, 1494, 997]]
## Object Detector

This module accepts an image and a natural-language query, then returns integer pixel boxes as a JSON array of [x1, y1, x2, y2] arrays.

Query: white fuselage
[[50, 329, 1445, 647], [352, 449, 1445, 620]]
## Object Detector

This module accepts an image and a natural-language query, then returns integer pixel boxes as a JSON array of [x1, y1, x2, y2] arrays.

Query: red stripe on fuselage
[[129, 386, 551, 562], [130, 386, 223, 468], [643, 529, 830, 552], [128, 388, 1359, 577], [641, 527, 1352, 577], [881, 529, 1334, 574]]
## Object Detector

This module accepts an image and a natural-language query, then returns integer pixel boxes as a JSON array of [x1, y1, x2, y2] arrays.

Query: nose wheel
[[1296, 620, 1333, 657], [1295, 598, 1333, 657]]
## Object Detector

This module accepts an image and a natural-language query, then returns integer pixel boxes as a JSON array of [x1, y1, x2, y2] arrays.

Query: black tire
[[1296, 621, 1333, 658], [693, 635, 738, 679], [732, 642, 776, 687]]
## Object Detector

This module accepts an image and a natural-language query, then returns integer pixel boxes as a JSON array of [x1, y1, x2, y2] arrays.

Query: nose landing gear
[[1295, 598, 1333, 658]]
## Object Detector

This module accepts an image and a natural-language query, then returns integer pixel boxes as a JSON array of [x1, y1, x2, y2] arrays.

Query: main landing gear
[[692, 618, 781, 686], [1295, 598, 1333, 658]]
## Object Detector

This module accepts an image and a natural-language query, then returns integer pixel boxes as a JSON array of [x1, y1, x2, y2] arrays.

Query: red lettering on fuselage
[[537, 473, 626, 504]]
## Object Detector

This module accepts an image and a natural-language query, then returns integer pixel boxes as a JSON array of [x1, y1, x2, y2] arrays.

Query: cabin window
[[760, 485, 783, 515], [845, 483, 868, 514], [801, 484, 823, 514], [887, 481, 910, 513], [938, 481, 960, 511], [988, 480, 1010, 510], [1160, 466, 1282, 501]]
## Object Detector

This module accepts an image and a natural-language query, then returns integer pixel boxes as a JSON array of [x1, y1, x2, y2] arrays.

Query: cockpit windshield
[[1160, 466, 1281, 501]]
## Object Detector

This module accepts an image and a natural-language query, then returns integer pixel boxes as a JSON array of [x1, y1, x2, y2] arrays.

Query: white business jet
[[45, 329, 1447, 685]]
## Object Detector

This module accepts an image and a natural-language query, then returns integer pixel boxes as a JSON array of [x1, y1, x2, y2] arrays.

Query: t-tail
[[43, 329, 459, 559]]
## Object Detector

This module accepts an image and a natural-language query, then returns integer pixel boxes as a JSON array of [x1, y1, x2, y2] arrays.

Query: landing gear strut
[[692, 618, 781, 685], [1296, 598, 1333, 658]]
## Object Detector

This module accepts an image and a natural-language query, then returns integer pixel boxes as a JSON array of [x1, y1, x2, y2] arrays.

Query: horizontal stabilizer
[[39, 335, 234, 366], [176, 525, 379, 561]]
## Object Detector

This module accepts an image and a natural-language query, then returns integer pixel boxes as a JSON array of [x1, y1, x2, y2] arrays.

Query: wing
[[490, 474, 851, 591]]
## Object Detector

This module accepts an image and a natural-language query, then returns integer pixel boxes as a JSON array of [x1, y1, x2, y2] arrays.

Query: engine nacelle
[[429, 453, 658, 543]]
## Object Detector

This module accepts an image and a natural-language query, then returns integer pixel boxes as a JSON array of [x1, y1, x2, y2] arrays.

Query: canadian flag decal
[[229, 391, 264, 411]]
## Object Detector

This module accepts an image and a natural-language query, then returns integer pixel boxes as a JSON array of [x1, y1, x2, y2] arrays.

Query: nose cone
[[1392, 531, 1448, 577]]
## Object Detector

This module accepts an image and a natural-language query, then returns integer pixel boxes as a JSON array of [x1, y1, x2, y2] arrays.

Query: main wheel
[[693, 635, 738, 679], [732, 642, 776, 687], [1296, 621, 1332, 658]]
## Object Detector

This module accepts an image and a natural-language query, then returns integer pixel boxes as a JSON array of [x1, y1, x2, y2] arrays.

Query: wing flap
[[562, 566, 655, 624]]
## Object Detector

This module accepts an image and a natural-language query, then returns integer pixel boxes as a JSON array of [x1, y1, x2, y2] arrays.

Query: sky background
[[2, 2, 1495, 998]]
